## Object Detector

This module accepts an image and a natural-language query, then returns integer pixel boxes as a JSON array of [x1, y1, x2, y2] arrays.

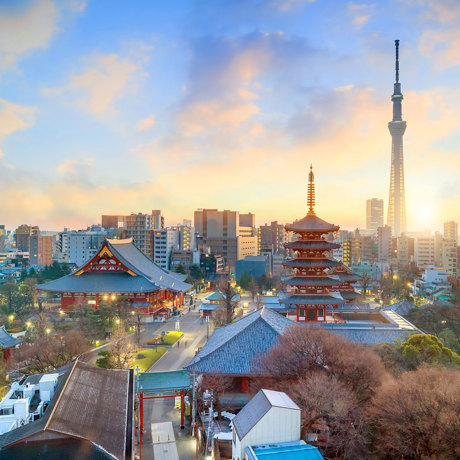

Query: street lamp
[[111, 294, 116, 301], [45, 328, 51, 335], [26, 321, 32, 328], [115, 318, 120, 325], [8, 314, 14, 322]]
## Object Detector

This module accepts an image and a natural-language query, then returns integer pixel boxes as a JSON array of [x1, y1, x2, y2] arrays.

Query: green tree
[[238, 272, 251, 290], [401, 334, 460, 369], [175, 264, 186, 275]]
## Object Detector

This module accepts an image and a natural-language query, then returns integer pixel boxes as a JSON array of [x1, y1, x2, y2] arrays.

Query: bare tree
[[369, 367, 460, 459], [248, 277, 259, 302], [217, 280, 238, 325], [12, 330, 89, 373], [109, 323, 134, 369]]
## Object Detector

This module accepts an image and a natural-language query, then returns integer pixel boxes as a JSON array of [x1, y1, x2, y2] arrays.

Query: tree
[[12, 330, 89, 373], [238, 272, 251, 290], [216, 280, 238, 325], [107, 323, 134, 369], [257, 326, 386, 403], [175, 264, 186, 275], [248, 277, 259, 302], [369, 367, 460, 459], [360, 274, 370, 295], [400, 334, 460, 369]]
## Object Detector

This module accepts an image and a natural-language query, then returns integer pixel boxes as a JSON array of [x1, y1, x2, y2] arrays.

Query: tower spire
[[395, 39, 399, 83], [307, 164, 316, 216]]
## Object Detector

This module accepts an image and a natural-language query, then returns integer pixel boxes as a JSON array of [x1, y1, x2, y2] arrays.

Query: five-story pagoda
[[280, 166, 354, 322]]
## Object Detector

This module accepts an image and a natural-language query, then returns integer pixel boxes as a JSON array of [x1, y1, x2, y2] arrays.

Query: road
[[139, 310, 209, 460]]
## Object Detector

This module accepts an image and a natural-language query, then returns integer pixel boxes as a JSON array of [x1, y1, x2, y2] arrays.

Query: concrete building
[[443, 221, 458, 244], [235, 255, 267, 281], [177, 224, 196, 250], [396, 234, 414, 268], [387, 40, 407, 237], [366, 198, 384, 233], [415, 236, 436, 269], [29, 234, 52, 266], [377, 226, 392, 263], [232, 389, 301, 460], [194, 209, 257, 270], [441, 238, 457, 278], [422, 266, 448, 285], [153, 228, 180, 270], [170, 249, 200, 271], [258, 221, 286, 254], [58, 229, 108, 266]]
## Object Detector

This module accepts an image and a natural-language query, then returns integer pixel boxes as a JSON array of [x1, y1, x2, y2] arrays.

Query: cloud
[[0, 0, 86, 77], [0, 99, 36, 140], [418, 0, 460, 70], [347, 2, 372, 28], [137, 115, 156, 132], [44, 52, 145, 115]]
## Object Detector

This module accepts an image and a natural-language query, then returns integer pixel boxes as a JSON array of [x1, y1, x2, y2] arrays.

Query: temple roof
[[0, 326, 21, 349], [279, 294, 343, 305], [37, 239, 191, 294], [184, 307, 294, 376], [285, 215, 339, 233]]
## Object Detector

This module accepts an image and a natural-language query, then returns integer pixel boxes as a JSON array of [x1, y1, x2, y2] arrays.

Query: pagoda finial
[[395, 39, 400, 83], [307, 164, 316, 216]]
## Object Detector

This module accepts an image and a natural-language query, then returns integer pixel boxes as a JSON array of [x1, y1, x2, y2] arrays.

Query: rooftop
[[246, 441, 324, 460], [285, 215, 339, 234]]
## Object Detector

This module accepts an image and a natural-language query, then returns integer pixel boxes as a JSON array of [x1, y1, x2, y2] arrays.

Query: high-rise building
[[387, 40, 407, 237], [377, 225, 392, 262], [366, 198, 384, 232], [443, 221, 458, 244], [441, 238, 457, 278], [194, 209, 257, 270], [396, 234, 414, 268], [29, 234, 53, 266], [0, 225, 6, 251], [58, 228, 108, 266], [101, 215, 126, 229], [258, 221, 286, 254], [414, 236, 436, 269], [153, 228, 180, 270]]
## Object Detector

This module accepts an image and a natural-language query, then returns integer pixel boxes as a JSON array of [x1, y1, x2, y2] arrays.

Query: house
[[232, 389, 304, 460], [0, 360, 134, 459]]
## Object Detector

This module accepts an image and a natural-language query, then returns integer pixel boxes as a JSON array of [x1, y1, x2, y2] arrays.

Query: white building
[[232, 389, 301, 460], [441, 238, 458, 278], [415, 236, 436, 269], [153, 228, 180, 270], [58, 228, 108, 266], [0, 372, 60, 434], [422, 266, 448, 285], [444, 220, 458, 244]]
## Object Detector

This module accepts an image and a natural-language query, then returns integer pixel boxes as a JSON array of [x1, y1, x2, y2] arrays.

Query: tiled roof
[[184, 308, 294, 375], [0, 361, 133, 460], [233, 389, 299, 440], [0, 326, 21, 349], [383, 300, 416, 316], [36, 272, 160, 294], [285, 215, 339, 233], [205, 290, 241, 302], [107, 239, 191, 292]]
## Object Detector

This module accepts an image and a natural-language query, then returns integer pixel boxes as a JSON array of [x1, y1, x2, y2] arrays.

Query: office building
[[194, 209, 257, 270], [153, 228, 180, 270], [366, 198, 384, 232], [377, 225, 392, 262], [414, 236, 436, 269], [258, 221, 286, 254], [443, 221, 458, 244]]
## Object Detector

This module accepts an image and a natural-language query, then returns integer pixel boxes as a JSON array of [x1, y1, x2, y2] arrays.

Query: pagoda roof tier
[[279, 294, 343, 305], [283, 258, 341, 268], [285, 215, 339, 234], [339, 291, 363, 300], [37, 238, 191, 294], [284, 240, 340, 250], [280, 276, 341, 286], [329, 272, 362, 282]]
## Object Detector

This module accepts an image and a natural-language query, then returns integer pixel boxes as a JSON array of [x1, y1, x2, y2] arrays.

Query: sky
[[1, 0, 459, 232]]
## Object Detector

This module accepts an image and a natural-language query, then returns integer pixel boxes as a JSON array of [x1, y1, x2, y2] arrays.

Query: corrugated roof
[[233, 389, 298, 440], [0, 326, 21, 349], [247, 441, 324, 460]]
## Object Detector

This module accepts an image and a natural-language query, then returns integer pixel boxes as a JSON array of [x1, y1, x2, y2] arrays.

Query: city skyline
[[1, 0, 459, 230]]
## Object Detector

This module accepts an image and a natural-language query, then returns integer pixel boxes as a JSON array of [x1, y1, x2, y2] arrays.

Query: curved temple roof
[[36, 238, 191, 294], [285, 215, 339, 233]]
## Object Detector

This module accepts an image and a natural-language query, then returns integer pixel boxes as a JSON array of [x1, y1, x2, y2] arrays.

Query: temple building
[[280, 167, 362, 322], [36, 238, 191, 318]]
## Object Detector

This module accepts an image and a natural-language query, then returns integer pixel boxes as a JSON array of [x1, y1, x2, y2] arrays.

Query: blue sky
[[1, 0, 459, 231]]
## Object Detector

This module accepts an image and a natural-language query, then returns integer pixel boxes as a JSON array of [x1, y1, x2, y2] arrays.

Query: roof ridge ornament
[[307, 164, 316, 216]]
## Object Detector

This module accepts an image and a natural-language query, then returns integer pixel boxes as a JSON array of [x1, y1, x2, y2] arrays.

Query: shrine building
[[36, 238, 191, 317]]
